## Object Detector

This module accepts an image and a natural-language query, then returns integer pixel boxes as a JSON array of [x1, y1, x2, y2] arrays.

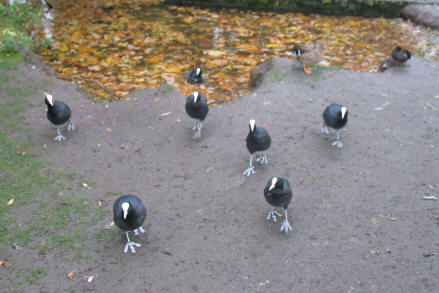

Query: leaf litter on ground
[[39, 0, 423, 103]]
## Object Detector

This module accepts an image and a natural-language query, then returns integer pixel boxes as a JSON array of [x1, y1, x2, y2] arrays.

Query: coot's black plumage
[[185, 91, 209, 139], [243, 119, 271, 176], [264, 177, 293, 233], [44, 92, 74, 141], [378, 46, 411, 72], [322, 104, 348, 148], [113, 194, 147, 254], [187, 67, 203, 84], [391, 46, 411, 64]]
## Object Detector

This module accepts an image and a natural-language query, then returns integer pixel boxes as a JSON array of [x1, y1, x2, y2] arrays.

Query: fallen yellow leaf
[[205, 50, 225, 57], [7, 199, 14, 206], [88, 65, 102, 72]]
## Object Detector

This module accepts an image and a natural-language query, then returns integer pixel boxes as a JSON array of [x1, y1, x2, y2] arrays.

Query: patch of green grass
[[64, 286, 75, 293], [95, 228, 114, 243], [0, 52, 24, 68], [4, 83, 32, 96], [0, 100, 55, 247], [92, 205, 107, 225], [41, 77, 55, 87], [0, 71, 10, 82], [0, 55, 98, 262], [24, 267, 47, 287], [105, 190, 121, 196], [49, 230, 89, 261]]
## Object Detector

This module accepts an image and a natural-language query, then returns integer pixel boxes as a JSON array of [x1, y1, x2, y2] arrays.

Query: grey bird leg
[[266, 209, 282, 222], [54, 126, 66, 141], [255, 153, 268, 164], [280, 208, 293, 234], [321, 122, 329, 134], [133, 226, 145, 236], [192, 121, 203, 140], [67, 119, 75, 131], [331, 129, 343, 148], [243, 154, 255, 176], [124, 231, 141, 254]]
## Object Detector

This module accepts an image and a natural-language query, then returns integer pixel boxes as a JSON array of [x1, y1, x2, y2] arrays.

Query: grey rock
[[402, 4, 439, 30], [249, 60, 273, 88]]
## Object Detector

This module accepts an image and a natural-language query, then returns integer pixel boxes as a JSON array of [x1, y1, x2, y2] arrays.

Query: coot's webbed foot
[[280, 218, 293, 233], [243, 155, 255, 176], [192, 121, 203, 140], [321, 123, 329, 134], [54, 127, 66, 141], [67, 119, 75, 131], [332, 140, 343, 148], [255, 154, 268, 164], [124, 232, 141, 254], [133, 226, 145, 236], [332, 130, 343, 148], [124, 241, 142, 254], [243, 166, 255, 176], [280, 209, 292, 234], [266, 209, 282, 222]]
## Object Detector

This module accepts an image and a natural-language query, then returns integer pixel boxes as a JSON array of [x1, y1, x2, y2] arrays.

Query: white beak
[[269, 177, 278, 191], [249, 119, 256, 132], [44, 92, 53, 106], [341, 106, 347, 119], [193, 91, 199, 103], [121, 202, 129, 219], [196, 68, 201, 75]]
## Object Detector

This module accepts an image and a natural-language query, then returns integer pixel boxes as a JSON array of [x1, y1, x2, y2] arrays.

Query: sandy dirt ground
[[1, 57, 438, 292]]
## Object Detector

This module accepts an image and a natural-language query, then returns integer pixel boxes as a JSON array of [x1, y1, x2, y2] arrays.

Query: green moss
[[267, 67, 284, 82], [162, 84, 177, 95]]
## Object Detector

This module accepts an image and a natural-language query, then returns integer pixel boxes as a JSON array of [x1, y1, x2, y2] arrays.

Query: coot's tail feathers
[[378, 58, 392, 72]]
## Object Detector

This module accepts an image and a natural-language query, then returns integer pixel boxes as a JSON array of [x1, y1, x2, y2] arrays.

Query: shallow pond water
[[39, 0, 418, 103]]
